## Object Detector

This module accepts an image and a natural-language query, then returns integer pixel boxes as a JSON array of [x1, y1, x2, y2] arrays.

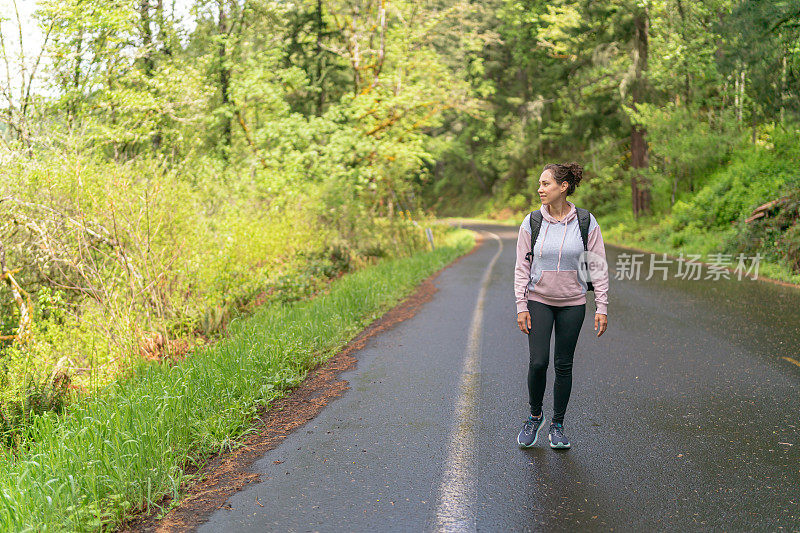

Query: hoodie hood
[[540, 200, 577, 224]]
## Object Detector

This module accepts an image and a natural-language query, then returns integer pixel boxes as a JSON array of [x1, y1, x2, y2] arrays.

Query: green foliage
[[670, 127, 800, 231], [628, 103, 740, 189], [570, 137, 629, 215], [0, 228, 474, 532], [724, 185, 800, 270], [1, 0, 485, 441]]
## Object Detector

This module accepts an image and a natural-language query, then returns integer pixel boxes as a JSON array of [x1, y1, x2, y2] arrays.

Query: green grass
[[0, 228, 475, 532]]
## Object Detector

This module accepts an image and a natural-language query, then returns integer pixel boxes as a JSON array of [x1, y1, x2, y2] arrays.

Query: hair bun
[[567, 162, 583, 184]]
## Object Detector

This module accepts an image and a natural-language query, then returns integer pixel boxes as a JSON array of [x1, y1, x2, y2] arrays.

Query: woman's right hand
[[517, 311, 531, 334]]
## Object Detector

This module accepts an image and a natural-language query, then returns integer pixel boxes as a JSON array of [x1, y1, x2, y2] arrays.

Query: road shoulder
[[119, 231, 485, 533]]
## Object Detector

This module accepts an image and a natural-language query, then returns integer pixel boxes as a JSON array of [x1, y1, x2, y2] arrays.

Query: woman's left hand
[[594, 313, 607, 337]]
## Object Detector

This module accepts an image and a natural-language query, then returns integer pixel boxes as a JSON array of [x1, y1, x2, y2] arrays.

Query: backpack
[[523, 207, 594, 292]]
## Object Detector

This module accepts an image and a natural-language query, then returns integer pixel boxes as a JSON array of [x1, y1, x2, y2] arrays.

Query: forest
[[0, 0, 798, 529]]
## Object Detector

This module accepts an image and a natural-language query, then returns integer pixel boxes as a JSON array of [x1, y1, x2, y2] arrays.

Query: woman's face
[[537, 170, 567, 205]]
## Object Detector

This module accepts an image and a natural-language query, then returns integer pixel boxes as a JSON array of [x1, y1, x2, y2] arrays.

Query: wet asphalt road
[[198, 222, 800, 532]]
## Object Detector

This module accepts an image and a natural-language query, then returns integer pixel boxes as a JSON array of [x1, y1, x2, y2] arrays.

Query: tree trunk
[[156, 0, 171, 57], [371, 0, 386, 88], [69, 27, 84, 130], [630, 8, 651, 218], [347, 3, 362, 94], [218, 0, 232, 155], [140, 0, 154, 76], [675, 0, 690, 105], [735, 64, 745, 124], [140, 0, 164, 150], [315, 0, 325, 115], [781, 47, 787, 123]]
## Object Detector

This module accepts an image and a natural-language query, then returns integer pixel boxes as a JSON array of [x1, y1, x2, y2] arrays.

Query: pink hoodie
[[514, 200, 609, 315]]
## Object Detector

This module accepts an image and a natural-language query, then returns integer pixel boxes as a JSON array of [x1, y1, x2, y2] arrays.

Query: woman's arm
[[587, 215, 609, 316], [514, 216, 532, 314]]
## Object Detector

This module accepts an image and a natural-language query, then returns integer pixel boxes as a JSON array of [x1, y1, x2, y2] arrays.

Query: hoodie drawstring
[[556, 220, 568, 271], [538, 223, 551, 259], [538, 202, 573, 270]]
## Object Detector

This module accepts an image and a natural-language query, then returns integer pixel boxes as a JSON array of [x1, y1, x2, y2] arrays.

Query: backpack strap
[[576, 207, 590, 250], [524, 210, 543, 263], [575, 207, 594, 291]]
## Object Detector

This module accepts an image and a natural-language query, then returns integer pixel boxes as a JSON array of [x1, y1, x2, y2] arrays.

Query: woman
[[513, 162, 609, 450]]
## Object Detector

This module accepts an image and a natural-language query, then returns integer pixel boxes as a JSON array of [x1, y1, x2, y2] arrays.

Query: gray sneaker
[[517, 413, 546, 448], [548, 421, 571, 449]]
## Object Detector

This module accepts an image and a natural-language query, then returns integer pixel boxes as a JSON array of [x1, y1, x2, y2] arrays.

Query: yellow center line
[[781, 356, 800, 368], [434, 231, 502, 533]]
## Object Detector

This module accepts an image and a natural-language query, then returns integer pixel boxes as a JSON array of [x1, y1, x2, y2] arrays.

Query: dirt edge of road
[[119, 230, 485, 533]]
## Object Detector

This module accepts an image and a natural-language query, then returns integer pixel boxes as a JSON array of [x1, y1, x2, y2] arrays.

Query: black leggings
[[526, 300, 586, 424]]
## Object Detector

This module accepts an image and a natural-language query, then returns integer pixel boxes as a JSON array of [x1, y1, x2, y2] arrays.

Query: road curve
[[197, 222, 800, 532]]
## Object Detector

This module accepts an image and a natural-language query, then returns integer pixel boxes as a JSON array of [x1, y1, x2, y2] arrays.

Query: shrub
[[723, 186, 800, 271]]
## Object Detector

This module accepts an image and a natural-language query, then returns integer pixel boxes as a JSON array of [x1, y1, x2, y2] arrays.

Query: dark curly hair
[[544, 162, 583, 196]]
